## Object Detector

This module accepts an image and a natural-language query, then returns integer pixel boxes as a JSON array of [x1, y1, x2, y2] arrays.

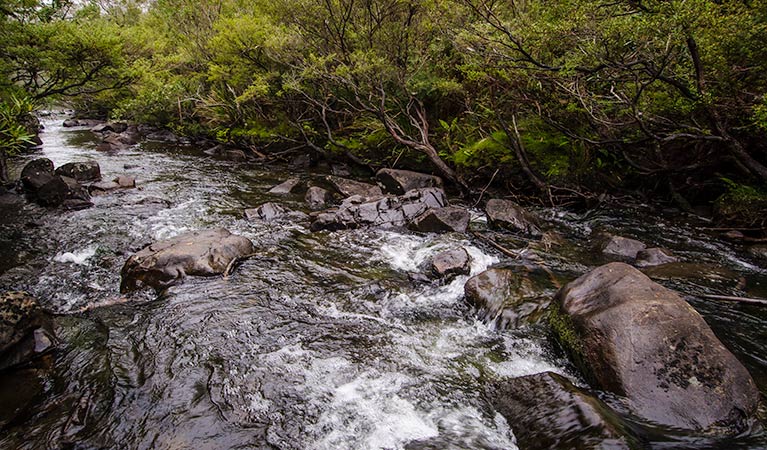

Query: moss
[[547, 301, 597, 384]]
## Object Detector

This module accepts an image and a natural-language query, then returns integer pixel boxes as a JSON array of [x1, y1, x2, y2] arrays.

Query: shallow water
[[0, 117, 766, 449]]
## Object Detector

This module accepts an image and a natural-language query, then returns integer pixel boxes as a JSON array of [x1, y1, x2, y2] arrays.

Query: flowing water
[[0, 116, 766, 449]]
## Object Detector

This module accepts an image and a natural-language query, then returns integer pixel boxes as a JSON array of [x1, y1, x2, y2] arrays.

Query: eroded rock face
[[120, 229, 255, 292], [490, 372, 636, 450], [327, 176, 382, 199], [464, 266, 552, 327], [310, 188, 447, 231], [0, 291, 54, 371], [552, 262, 760, 434], [430, 248, 471, 278], [55, 161, 101, 182], [409, 207, 470, 233], [485, 199, 541, 235], [376, 168, 442, 195]]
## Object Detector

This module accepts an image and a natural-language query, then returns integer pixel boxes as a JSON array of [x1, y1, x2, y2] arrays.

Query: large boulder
[[20, 158, 55, 191], [54, 161, 101, 182], [464, 266, 552, 328], [485, 199, 541, 235], [327, 176, 382, 198], [376, 168, 442, 195], [120, 228, 255, 292], [430, 248, 471, 278], [310, 187, 446, 231], [409, 207, 470, 233], [0, 291, 55, 371], [20, 160, 86, 208], [551, 262, 760, 434], [490, 372, 636, 450]]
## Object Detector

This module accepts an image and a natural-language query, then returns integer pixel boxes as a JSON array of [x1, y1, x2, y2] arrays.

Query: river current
[[0, 116, 766, 449]]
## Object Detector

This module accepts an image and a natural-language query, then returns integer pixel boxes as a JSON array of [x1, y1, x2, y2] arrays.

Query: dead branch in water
[[700, 294, 767, 306], [223, 253, 259, 279]]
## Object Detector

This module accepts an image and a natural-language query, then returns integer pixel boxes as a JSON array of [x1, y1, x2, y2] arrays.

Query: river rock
[[244, 202, 290, 221], [120, 228, 255, 292], [635, 247, 678, 267], [464, 266, 552, 327], [409, 207, 470, 233], [305, 186, 332, 210], [20, 158, 55, 191], [430, 248, 471, 278], [485, 199, 541, 235], [376, 168, 442, 195], [62, 118, 102, 128], [103, 130, 137, 147], [310, 187, 447, 231], [551, 262, 760, 433], [0, 291, 55, 371], [600, 234, 647, 260], [268, 178, 301, 195], [204, 145, 248, 161], [490, 372, 635, 450], [115, 175, 136, 188], [54, 161, 101, 182], [89, 181, 121, 193], [145, 129, 179, 143], [91, 122, 127, 133], [327, 176, 382, 198]]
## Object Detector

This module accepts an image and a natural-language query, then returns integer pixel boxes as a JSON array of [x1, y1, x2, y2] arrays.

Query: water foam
[[53, 245, 97, 265]]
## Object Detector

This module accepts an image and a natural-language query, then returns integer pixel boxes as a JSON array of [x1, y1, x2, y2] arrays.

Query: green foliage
[[0, 95, 35, 156], [715, 178, 767, 226]]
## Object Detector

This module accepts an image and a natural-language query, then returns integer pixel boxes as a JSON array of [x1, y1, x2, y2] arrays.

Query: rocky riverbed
[[0, 116, 766, 449]]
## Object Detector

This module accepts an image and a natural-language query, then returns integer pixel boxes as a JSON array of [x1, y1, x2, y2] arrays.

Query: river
[[0, 116, 765, 449]]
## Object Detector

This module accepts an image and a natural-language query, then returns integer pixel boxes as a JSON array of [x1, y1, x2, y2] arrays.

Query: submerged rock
[[55, 161, 101, 182], [327, 175, 382, 198], [490, 372, 636, 450], [409, 207, 470, 233], [310, 187, 447, 231], [376, 168, 442, 195], [551, 262, 760, 434], [485, 199, 541, 235], [0, 291, 55, 371], [634, 247, 678, 267], [91, 122, 127, 133], [430, 248, 471, 278], [120, 228, 255, 292], [464, 266, 554, 328], [62, 118, 102, 128]]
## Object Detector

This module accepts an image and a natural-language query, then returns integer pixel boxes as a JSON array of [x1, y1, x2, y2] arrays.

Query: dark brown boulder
[[327, 176, 382, 198], [55, 161, 101, 182], [430, 248, 471, 278], [376, 168, 442, 195], [20, 158, 55, 192], [551, 262, 760, 434], [91, 122, 127, 133], [0, 291, 55, 371], [485, 199, 541, 235], [491, 372, 637, 450], [409, 207, 470, 233], [120, 228, 255, 292]]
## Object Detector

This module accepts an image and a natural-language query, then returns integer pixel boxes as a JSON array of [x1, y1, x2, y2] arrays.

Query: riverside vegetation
[[1, 0, 767, 225]]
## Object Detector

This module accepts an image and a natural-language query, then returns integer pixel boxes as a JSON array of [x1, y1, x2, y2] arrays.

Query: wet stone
[[376, 168, 442, 195], [635, 247, 678, 267], [326, 175, 382, 198], [268, 178, 301, 195], [0, 291, 55, 371], [305, 186, 333, 210], [54, 161, 101, 182], [245, 202, 290, 221], [430, 248, 471, 278], [600, 234, 647, 260], [485, 199, 541, 236], [409, 207, 470, 233]]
